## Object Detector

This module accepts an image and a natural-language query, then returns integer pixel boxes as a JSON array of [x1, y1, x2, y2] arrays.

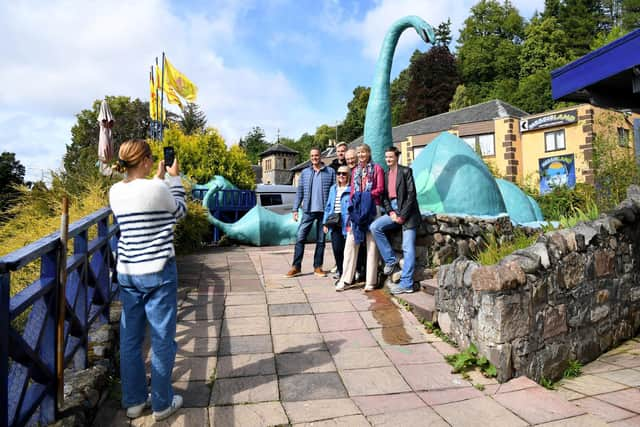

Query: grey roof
[[349, 99, 529, 145], [259, 143, 299, 157]]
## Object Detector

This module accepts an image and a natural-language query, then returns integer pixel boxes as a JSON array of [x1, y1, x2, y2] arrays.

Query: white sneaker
[[153, 395, 183, 421], [335, 281, 345, 292], [126, 394, 151, 419], [364, 284, 376, 292]]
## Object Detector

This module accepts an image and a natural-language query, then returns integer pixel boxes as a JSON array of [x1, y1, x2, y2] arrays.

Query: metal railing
[[1, 208, 119, 427], [208, 189, 256, 242]]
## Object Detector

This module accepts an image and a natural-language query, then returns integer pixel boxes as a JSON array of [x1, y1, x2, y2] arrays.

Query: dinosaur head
[[416, 19, 436, 45]]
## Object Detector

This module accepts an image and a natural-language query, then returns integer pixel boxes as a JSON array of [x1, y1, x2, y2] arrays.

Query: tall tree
[[558, 0, 603, 58], [449, 85, 476, 111], [0, 152, 26, 215], [622, 0, 640, 31], [180, 103, 207, 135], [434, 19, 453, 46], [340, 86, 370, 143], [65, 96, 150, 178], [314, 124, 337, 150], [239, 127, 269, 164], [401, 46, 460, 123]]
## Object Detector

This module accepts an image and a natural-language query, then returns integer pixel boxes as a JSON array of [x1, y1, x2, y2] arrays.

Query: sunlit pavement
[[94, 245, 639, 426]]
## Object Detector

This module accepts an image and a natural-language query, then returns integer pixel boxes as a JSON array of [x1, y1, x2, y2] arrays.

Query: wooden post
[[56, 197, 69, 405]]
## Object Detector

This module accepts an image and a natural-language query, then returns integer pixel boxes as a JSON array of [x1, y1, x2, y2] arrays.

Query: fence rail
[[1, 207, 119, 427]]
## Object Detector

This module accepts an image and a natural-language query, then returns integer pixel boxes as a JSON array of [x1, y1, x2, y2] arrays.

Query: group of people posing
[[286, 142, 422, 295]]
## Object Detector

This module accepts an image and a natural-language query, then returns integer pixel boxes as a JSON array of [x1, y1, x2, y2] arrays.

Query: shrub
[[174, 200, 211, 255], [473, 230, 539, 266]]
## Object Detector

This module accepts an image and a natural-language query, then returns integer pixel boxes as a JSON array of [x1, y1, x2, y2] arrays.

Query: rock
[[471, 262, 526, 292]]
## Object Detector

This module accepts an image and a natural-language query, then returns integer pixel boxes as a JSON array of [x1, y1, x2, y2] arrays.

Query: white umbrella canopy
[[97, 99, 115, 175]]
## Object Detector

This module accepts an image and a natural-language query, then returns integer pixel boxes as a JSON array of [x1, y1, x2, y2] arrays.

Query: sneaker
[[391, 268, 402, 283], [388, 282, 415, 295], [330, 265, 338, 273], [126, 394, 151, 419], [383, 262, 398, 276], [285, 267, 301, 278], [332, 272, 341, 280], [314, 268, 327, 277], [364, 283, 377, 292], [335, 281, 345, 292], [153, 395, 183, 421]]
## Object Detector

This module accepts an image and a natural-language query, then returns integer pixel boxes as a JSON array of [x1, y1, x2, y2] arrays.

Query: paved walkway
[[95, 245, 640, 426]]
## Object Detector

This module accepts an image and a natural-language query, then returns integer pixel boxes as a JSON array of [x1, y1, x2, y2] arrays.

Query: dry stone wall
[[436, 186, 640, 382]]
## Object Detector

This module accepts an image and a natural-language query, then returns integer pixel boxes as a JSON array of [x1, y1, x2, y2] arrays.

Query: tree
[[64, 96, 150, 179], [434, 19, 453, 46], [238, 127, 269, 164], [340, 86, 370, 143], [401, 46, 460, 123], [0, 152, 26, 215], [449, 85, 476, 111], [180, 103, 207, 135], [314, 124, 337, 150], [557, 0, 603, 59], [622, 0, 640, 31]]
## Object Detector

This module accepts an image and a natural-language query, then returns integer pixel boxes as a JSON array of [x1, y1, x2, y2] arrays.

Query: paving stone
[[175, 337, 218, 357], [597, 388, 640, 413], [369, 324, 428, 346], [224, 304, 268, 319], [216, 353, 276, 378], [284, 398, 361, 423], [331, 347, 392, 370], [609, 415, 640, 426], [310, 300, 357, 314], [276, 350, 336, 375], [271, 315, 319, 334], [465, 369, 499, 386], [305, 292, 345, 302], [352, 392, 426, 416], [293, 414, 371, 427], [172, 380, 211, 407], [418, 386, 484, 406], [316, 312, 367, 332], [340, 366, 411, 396], [368, 406, 449, 426], [493, 386, 585, 425], [358, 309, 412, 329], [273, 333, 326, 353], [269, 303, 313, 316], [218, 335, 273, 355], [131, 407, 208, 426], [581, 360, 624, 374], [208, 402, 288, 427], [598, 352, 640, 368], [91, 399, 129, 427], [496, 375, 539, 393], [172, 356, 217, 382], [323, 329, 379, 353], [176, 320, 221, 338], [382, 343, 443, 365], [279, 372, 348, 401], [555, 386, 586, 401], [573, 396, 636, 422], [178, 303, 224, 320], [559, 374, 628, 396], [267, 291, 308, 304], [397, 363, 467, 391], [182, 292, 224, 306], [221, 316, 270, 336], [535, 414, 609, 426], [225, 293, 266, 306], [210, 374, 279, 405], [433, 396, 528, 427], [596, 368, 640, 387]]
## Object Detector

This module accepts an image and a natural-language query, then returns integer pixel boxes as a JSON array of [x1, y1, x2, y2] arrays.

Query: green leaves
[[445, 343, 497, 378]]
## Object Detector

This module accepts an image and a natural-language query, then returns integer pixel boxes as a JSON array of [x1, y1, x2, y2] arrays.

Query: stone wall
[[436, 187, 640, 382]]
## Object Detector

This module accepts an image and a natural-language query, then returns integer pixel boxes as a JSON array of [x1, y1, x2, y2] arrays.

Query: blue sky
[[0, 0, 544, 182]]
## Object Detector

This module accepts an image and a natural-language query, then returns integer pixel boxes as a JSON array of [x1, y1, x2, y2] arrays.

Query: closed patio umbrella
[[97, 99, 114, 175]]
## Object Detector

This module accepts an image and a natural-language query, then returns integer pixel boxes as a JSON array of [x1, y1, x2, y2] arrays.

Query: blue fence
[[0, 208, 119, 427], [207, 190, 256, 241]]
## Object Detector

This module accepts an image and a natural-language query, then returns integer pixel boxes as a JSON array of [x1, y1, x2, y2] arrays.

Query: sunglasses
[[337, 172, 349, 176]]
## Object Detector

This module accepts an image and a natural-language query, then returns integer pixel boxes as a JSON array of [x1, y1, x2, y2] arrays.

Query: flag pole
[[160, 52, 166, 141]]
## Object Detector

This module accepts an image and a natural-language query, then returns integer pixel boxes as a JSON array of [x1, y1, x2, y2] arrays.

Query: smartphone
[[163, 146, 175, 167]]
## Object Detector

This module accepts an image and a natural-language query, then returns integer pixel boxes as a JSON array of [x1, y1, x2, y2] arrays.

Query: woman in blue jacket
[[322, 165, 351, 280]]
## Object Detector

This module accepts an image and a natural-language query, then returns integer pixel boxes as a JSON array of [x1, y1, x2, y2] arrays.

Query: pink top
[[350, 162, 384, 206], [387, 167, 398, 200]]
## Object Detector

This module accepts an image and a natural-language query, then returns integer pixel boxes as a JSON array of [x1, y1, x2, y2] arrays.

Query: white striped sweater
[[109, 175, 187, 275]]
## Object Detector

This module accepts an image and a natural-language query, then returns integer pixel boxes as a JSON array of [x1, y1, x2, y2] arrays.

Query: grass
[[558, 203, 599, 229], [473, 230, 538, 266], [563, 360, 583, 379], [444, 343, 497, 378], [540, 376, 556, 390]]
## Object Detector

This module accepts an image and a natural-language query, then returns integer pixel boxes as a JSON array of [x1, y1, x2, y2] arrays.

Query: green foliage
[[341, 86, 370, 142], [621, 0, 640, 31], [540, 376, 556, 390], [179, 102, 207, 135], [557, 0, 602, 59], [563, 360, 583, 378], [535, 183, 596, 220], [445, 343, 498, 378], [434, 19, 453, 46], [449, 85, 476, 111], [154, 126, 256, 189], [558, 202, 599, 228], [174, 200, 211, 254], [473, 230, 539, 266], [0, 152, 26, 219], [239, 126, 269, 164]]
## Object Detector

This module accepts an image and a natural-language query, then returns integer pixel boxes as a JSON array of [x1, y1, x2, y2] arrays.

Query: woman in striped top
[[109, 139, 186, 421], [322, 165, 351, 281]]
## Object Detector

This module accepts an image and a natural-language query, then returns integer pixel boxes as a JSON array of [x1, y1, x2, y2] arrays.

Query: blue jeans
[[370, 207, 416, 289], [292, 211, 325, 269], [119, 258, 178, 412]]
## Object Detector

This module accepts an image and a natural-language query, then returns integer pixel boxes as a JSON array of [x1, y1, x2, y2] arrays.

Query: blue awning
[[551, 29, 640, 111]]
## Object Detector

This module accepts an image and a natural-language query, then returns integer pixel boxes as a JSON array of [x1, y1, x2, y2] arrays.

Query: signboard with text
[[521, 109, 577, 132]]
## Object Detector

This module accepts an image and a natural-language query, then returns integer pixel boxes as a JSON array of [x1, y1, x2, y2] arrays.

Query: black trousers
[[329, 224, 346, 276]]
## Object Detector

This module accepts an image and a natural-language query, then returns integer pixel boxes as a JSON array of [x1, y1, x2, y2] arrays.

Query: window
[[545, 130, 566, 152], [260, 194, 282, 206], [462, 134, 495, 157], [618, 127, 630, 147]]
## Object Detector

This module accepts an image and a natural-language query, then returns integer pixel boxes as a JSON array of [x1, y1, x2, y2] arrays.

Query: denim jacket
[[322, 184, 351, 236]]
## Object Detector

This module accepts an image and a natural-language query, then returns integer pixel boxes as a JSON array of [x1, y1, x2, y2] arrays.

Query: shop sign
[[539, 154, 576, 194], [520, 110, 577, 132]]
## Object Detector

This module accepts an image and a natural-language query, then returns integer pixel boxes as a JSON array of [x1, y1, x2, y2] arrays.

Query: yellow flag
[[164, 56, 198, 102], [156, 65, 183, 109], [149, 72, 158, 120]]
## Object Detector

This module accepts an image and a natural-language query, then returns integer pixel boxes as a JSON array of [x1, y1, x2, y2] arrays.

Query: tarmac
[[94, 244, 640, 426]]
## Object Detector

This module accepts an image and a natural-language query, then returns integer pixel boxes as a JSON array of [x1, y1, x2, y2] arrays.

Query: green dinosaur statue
[[364, 16, 435, 168]]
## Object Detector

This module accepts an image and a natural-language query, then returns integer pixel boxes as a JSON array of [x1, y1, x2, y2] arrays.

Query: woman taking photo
[[109, 139, 187, 421], [323, 165, 351, 280], [335, 143, 384, 291]]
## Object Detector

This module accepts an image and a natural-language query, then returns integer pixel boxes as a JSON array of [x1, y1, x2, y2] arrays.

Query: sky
[[0, 0, 545, 183]]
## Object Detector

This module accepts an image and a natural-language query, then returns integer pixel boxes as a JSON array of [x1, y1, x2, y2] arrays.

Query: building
[[259, 144, 298, 185]]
